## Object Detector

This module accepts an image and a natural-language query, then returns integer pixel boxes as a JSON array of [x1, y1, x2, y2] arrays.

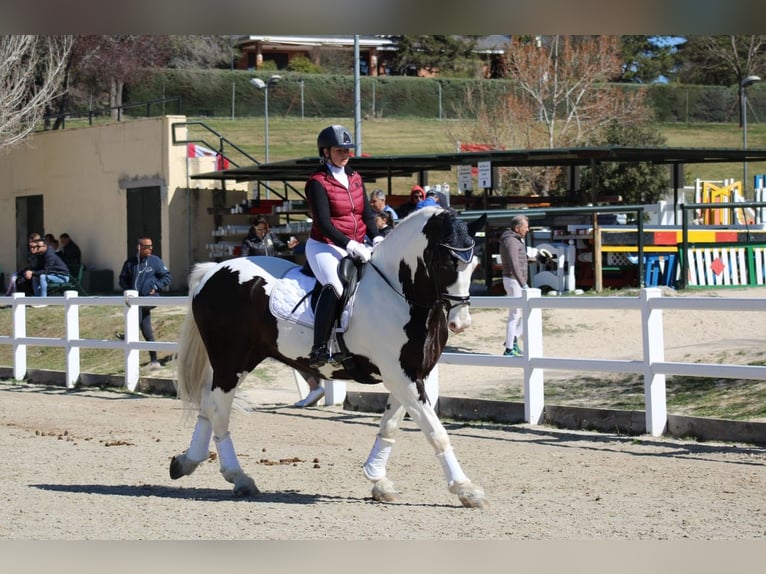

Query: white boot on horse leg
[[364, 435, 399, 502], [438, 446, 489, 509], [170, 414, 213, 480], [215, 431, 259, 497]]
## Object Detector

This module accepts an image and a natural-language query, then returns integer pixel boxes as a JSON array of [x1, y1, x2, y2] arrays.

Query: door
[[126, 186, 162, 259], [14, 195, 44, 269]]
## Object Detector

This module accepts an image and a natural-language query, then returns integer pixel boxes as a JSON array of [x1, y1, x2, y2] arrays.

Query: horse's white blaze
[[446, 255, 479, 333]]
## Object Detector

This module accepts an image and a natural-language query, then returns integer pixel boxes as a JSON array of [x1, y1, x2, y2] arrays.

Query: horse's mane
[[371, 206, 442, 264]]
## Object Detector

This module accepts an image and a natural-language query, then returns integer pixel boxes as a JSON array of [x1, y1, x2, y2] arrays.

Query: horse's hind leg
[[363, 395, 409, 502], [204, 383, 259, 497], [170, 413, 213, 479]]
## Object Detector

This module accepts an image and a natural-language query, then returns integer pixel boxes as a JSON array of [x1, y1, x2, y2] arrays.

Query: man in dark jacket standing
[[118, 236, 172, 370]]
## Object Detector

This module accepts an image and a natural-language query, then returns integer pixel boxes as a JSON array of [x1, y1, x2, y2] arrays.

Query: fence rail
[[1, 288, 765, 439]]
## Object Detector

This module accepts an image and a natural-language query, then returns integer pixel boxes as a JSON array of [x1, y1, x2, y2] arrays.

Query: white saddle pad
[[268, 266, 354, 331], [269, 266, 318, 327]]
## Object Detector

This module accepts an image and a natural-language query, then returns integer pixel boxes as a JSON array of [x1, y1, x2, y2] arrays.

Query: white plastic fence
[[1, 287, 765, 438], [0, 290, 184, 392]]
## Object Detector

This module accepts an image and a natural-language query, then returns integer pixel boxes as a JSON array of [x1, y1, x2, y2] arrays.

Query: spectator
[[396, 185, 425, 219], [57, 233, 82, 267], [416, 189, 440, 210], [374, 210, 393, 236], [369, 188, 398, 224], [23, 233, 70, 306], [498, 215, 530, 357], [118, 236, 172, 371], [241, 215, 298, 257], [5, 233, 43, 297], [44, 233, 59, 252]]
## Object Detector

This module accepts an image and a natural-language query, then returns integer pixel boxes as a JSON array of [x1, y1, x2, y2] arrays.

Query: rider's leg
[[309, 284, 341, 368]]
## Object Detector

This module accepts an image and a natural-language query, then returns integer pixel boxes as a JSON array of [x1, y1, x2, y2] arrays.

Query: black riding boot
[[309, 285, 341, 368]]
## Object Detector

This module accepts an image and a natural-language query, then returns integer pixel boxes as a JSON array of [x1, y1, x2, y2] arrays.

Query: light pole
[[250, 75, 281, 164], [741, 74, 761, 196]]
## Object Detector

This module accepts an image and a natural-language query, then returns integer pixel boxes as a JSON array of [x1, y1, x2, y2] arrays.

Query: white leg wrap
[[436, 447, 468, 486], [214, 432, 241, 472], [363, 435, 395, 481], [186, 415, 213, 462]]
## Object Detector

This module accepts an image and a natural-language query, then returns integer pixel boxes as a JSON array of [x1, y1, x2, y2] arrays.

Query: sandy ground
[[1, 288, 765, 541]]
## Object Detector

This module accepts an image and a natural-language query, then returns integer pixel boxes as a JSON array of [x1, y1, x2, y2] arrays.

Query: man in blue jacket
[[118, 235, 172, 370]]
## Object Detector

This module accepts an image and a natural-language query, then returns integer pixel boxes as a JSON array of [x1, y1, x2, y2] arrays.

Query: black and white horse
[[171, 206, 488, 508]]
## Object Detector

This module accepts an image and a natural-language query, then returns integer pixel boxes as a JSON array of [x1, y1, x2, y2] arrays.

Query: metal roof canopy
[[191, 145, 766, 185]]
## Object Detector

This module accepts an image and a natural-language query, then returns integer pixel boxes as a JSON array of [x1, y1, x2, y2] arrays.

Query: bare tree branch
[[0, 35, 73, 153]]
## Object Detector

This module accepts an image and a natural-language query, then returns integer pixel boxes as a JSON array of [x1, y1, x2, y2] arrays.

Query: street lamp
[[250, 75, 281, 164], [741, 74, 761, 196]]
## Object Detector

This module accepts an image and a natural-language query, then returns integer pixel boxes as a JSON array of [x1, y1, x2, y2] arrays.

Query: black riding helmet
[[317, 125, 354, 158]]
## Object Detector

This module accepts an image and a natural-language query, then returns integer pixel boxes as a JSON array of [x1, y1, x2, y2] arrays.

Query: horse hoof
[[371, 477, 398, 503], [169, 456, 184, 480], [232, 477, 260, 498], [451, 481, 489, 509], [459, 493, 490, 509]]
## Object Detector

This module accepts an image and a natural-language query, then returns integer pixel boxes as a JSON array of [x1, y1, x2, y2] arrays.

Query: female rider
[[305, 124, 382, 368]]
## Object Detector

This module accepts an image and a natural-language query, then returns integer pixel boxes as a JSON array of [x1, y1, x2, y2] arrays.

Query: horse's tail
[[175, 263, 217, 410]]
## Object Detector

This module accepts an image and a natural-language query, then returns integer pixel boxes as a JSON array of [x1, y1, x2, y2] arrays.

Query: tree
[[618, 36, 680, 84], [575, 121, 669, 205], [448, 35, 652, 196], [167, 35, 235, 69], [70, 35, 172, 120], [390, 35, 478, 76], [0, 35, 73, 153], [676, 35, 766, 87]]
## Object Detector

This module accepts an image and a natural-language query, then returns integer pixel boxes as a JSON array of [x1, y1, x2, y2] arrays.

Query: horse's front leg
[[363, 395, 407, 503], [393, 382, 489, 509]]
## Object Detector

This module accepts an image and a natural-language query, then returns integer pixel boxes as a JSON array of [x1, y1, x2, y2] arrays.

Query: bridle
[[369, 239, 474, 313]]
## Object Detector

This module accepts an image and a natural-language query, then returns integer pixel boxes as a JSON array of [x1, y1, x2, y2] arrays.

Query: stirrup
[[309, 345, 330, 368]]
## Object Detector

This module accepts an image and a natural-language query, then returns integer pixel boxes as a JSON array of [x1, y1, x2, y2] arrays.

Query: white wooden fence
[[1, 288, 765, 438]]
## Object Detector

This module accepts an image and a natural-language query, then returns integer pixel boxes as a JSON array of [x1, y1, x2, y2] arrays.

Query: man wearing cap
[[396, 185, 425, 219], [416, 189, 441, 210]]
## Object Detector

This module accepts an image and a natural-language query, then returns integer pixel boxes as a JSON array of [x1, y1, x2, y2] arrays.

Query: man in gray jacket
[[499, 215, 530, 356]]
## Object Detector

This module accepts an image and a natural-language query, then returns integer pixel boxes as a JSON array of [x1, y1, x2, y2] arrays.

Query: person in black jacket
[[240, 215, 298, 257], [118, 236, 172, 370], [23, 233, 70, 302], [57, 233, 82, 267]]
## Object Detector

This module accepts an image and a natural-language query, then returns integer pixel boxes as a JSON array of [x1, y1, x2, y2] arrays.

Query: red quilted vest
[[307, 168, 367, 245]]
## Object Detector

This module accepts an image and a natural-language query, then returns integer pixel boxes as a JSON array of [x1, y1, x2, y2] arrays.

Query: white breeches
[[306, 238, 346, 297]]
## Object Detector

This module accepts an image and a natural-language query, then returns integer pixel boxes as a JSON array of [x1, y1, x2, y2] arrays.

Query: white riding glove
[[346, 240, 372, 263], [372, 235, 384, 247]]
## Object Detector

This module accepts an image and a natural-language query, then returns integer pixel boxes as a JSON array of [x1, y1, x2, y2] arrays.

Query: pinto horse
[[171, 206, 489, 508]]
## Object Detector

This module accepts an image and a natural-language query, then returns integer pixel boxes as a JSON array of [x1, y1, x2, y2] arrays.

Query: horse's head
[[380, 207, 482, 334], [424, 209, 483, 333]]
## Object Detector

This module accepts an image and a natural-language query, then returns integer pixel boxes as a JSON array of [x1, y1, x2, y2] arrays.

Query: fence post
[[12, 294, 27, 380], [523, 287, 545, 424], [64, 290, 80, 388], [124, 290, 140, 391], [641, 287, 667, 436]]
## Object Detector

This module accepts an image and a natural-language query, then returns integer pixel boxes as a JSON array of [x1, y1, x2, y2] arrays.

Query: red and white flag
[[187, 143, 218, 158]]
